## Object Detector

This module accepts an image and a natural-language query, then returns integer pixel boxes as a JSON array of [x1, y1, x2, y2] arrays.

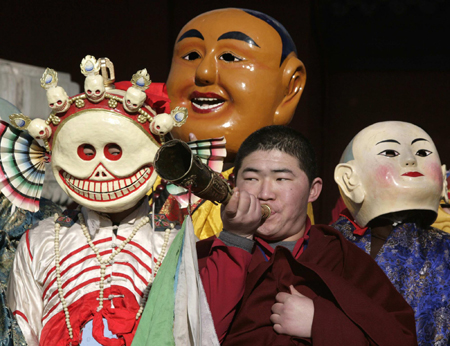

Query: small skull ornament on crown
[[81, 55, 106, 103], [10, 55, 188, 152], [40, 68, 71, 113]]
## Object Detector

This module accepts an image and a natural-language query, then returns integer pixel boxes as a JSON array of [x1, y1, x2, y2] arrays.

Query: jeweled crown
[[9, 55, 188, 153]]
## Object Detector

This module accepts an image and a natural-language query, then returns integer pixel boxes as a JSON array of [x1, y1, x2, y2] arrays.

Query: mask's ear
[[441, 164, 449, 204], [273, 54, 306, 126], [334, 163, 364, 204]]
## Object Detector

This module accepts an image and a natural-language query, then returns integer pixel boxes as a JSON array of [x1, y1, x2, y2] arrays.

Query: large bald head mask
[[166, 8, 306, 161], [335, 121, 447, 227]]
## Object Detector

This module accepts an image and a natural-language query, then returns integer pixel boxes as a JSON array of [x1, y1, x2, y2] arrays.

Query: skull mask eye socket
[[77, 144, 96, 161], [104, 143, 122, 161]]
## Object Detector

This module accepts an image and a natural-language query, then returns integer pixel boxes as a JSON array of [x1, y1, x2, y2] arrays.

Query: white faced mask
[[52, 107, 159, 213], [335, 121, 446, 226]]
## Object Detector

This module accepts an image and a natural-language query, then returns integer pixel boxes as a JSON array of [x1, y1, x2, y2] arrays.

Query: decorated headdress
[[1, 55, 188, 212]]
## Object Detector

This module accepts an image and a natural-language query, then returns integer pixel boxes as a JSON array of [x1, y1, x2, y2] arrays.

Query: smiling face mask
[[335, 121, 446, 227]]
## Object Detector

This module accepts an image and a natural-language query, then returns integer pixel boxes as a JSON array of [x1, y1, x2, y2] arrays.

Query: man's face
[[166, 9, 288, 159], [353, 122, 443, 215], [236, 150, 317, 242]]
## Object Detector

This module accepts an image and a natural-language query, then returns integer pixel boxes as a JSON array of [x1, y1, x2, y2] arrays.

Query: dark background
[[1, 0, 449, 223]]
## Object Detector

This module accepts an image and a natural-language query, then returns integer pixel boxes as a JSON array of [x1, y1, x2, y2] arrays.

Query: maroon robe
[[197, 224, 417, 345]]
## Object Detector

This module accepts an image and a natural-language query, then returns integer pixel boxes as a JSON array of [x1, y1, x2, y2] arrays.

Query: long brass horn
[[153, 139, 271, 219]]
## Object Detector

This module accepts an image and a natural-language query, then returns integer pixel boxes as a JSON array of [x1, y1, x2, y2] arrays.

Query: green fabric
[[131, 222, 185, 346]]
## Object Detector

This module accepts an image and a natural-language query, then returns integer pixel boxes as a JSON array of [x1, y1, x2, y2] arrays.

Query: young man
[[333, 121, 450, 345], [197, 125, 417, 345]]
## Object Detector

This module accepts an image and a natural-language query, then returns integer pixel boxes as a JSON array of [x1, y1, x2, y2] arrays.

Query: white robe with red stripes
[[7, 201, 178, 346]]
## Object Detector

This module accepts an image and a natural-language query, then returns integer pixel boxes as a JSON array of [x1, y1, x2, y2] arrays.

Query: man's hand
[[221, 187, 262, 239], [270, 285, 314, 338]]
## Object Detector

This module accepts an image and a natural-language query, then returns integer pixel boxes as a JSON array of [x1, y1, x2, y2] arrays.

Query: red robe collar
[[339, 208, 368, 236], [255, 217, 312, 259]]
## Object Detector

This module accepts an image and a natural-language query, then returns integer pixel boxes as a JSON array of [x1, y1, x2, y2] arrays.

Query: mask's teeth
[[62, 167, 152, 201]]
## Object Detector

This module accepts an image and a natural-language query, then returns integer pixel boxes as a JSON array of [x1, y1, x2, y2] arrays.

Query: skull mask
[[51, 110, 159, 213], [84, 75, 106, 103], [28, 119, 52, 140], [150, 113, 174, 136], [123, 87, 146, 113], [47, 86, 70, 113]]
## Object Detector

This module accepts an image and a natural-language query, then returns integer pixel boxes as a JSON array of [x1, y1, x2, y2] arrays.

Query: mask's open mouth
[[60, 166, 153, 202], [191, 98, 225, 110], [190, 91, 226, 113]]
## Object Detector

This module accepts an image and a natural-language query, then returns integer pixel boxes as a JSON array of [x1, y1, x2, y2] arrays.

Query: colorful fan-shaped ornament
[[0, 121, 46, 212], [166, 137, 226, 208]]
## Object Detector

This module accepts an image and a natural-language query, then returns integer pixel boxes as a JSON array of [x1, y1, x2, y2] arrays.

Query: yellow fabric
[[150, 168, 315, 240], [431, 206, 450, 234], [307, 202, 315, 225]]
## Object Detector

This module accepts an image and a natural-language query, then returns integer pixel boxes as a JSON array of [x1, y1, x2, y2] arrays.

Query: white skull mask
[[84, 75, 106, 103], [47, 86, 70, 113], [150, 113, 174, 136], [51, 110, 159, 213], [28, 119, 52, 140], [123, 87, 146, 113]]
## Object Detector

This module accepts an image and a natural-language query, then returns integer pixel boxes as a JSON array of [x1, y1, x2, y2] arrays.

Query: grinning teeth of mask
[[192, 98, 225, 109], [62, 167, 151, 201]]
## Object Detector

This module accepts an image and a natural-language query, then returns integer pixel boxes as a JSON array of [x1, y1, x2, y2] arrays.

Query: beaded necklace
[[53, 210, 171, 340]]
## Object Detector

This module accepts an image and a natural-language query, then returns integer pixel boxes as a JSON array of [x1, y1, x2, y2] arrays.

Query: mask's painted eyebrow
[[217, 31, 260, 47], [177, 29, 204, 43], [376, 139, 401, 145], [411, 138, 428, 145]]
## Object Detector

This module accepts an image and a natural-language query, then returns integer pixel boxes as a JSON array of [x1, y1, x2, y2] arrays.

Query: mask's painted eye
[[182, 51, 201, 60], [104, 143, 122, 161], [378, 149, 400, 157], [219, 53, 243, 62], [416, 149, 432, 157], [78, 144, 96, 161]]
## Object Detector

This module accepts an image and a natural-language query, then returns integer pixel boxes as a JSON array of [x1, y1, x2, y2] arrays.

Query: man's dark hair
[[242, 9, 297, 66], [234, 125, 317, 185]]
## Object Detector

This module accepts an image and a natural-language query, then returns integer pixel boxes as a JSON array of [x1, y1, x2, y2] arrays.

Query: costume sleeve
[[340, 244, 417, 345], [308, 226, 417, 345], [197, 234, 253, 343], [7, 231, 43, 346]]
